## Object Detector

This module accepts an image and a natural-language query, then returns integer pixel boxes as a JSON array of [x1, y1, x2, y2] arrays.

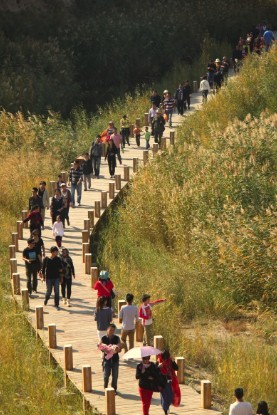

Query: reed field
[[97, 48, 277, 413]]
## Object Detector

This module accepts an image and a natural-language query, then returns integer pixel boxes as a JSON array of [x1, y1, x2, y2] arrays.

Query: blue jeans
[[103, 359, 119, 390], [45, 278, 60, 306], [71, 182, 82, 206], [165, 110, 173, 127]]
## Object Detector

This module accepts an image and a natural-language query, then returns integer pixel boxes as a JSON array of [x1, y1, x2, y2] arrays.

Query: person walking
[[183, 80, 192, 110], [150, 90, 161, 108], [90, 135, 103, 179], [153, 110, 165, 148], [82, 152, 92, 190], [110, 128, 122, 164], [60, 247, 75, 307], [95, 296, 113, 341], [41, 246, 63, 310], [139, 294, 166, 346], [120, 115, 130, 147], [105, 138, 117, 179], [93, 270, 114, 308], [157, 350, 181, 415], [52, 215, 64, 248], [200, 75, 211, 103], [229, 388, 254, 415], [50, 188, 65, 225], [60, 183, 71, 226], [29, 187, 43, 213], [32, 229, 45, 258], [119, 293, 138, 352], [136, 355, 160, 415], [163, 92, 175, 127], [100, 323, 122, 394], [69, 160, 83, 207], [22, 237, 42, 296], [148, 104, 158, 136], [38, 181, 49, 226], [175, 84, 184, 115], [256, 401, 270, 415], [22, 205, 43, 237]]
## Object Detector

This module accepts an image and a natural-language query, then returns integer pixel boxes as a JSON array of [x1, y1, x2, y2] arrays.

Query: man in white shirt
[[119, 293, 138, 351], [229, 388, 253, 415]]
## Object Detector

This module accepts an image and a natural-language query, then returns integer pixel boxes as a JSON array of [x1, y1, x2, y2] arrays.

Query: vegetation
[[0, 0, 276, 115], [96, 48, 277, 413]]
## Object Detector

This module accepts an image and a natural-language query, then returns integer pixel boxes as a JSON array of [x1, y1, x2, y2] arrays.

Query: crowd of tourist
[[19, 21, 274, 415]]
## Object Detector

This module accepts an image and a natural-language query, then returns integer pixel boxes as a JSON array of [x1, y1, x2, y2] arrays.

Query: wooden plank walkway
[[12, 90, 221, 415]]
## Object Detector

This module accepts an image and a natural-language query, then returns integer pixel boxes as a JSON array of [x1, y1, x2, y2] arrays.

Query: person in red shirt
[[22, 205, 43, 237], [93, 270, 114, 308], [138, 294, 166, 346]]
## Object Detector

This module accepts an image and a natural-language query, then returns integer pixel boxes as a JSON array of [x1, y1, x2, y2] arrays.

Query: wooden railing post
[[12, 273, 20, 295], [176, 357, 185, 384], [17, 221, 23, 239], [82, 230, 89, 244], [101, 191, 108, 208], [49, 180, 56, 197], [109, 182, 115, 199], [136, 118, 141, 128], [144, 113, 149, 126], [82, 242, 89, 263], [136, 319, 144, 342], [82, 365, 92, 392], [91, 266, 98, 288], [118, 300, 126, 316], [84, 218, 90, 232], [95, 200, 101, 218], [61, 171, 68, 183], [64, 344, 73, 370], [9, 244, 16, 259], [154, 335, 165, 353], [143, 150, 149, 165], [12, 232, 19, 252], [85, 253, 92, 274], [193, 80, 198, 93], [160, 136, 166, 151], [88, 210, 94, 228], [35, 306, 44, 330], [48, 324, 57, 348], [133, 158, 139, 173], [105, 388, 116, 415], [123, 166, 130, 181], [21, 289, 29, 311], [10, 258, 17, 278], [170, 131, 175, 145], [152, 143, 159, 155], [115, 174, 121, 191], [22, 210, 28, 228], [201, 380, 212, 409]]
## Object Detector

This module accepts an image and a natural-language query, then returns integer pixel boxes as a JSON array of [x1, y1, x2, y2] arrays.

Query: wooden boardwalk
[[12, 90, 221, 415]]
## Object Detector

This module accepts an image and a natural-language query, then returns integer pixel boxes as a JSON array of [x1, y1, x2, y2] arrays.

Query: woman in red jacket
[[93, 270, 114, 308]]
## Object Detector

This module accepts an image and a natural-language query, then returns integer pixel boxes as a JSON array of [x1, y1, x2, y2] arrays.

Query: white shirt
[[229, 401, 253, 415], [200, 79, 211, 91], [119, 304, 138, 330], [52, 221, 64, 236]]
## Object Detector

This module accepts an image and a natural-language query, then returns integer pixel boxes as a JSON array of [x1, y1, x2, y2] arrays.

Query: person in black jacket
[[136, 356, 160, 415], [41, 246, 63, 310], [183, 80, 192, 110], [105, 138, 117, 179], [82, 152, 92, 190]]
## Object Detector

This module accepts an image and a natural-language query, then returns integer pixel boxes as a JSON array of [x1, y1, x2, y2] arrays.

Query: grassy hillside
[[97, 48, 277, 413]]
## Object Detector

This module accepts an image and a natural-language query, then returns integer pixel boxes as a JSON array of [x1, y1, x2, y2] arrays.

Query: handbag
[[100, 281, 115, 299]]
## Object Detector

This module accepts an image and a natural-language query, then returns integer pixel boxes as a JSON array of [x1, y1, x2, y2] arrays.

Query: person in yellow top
[[120, 115, 130, 148]]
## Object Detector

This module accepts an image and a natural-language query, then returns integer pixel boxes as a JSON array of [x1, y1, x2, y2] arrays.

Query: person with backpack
[[60, 247, 75, 307], [174, 84, 184, 115], [153, 110, 165, 148]]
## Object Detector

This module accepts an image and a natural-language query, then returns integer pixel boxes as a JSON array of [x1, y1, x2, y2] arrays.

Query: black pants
[[26, 262, 39, 294], [93, 157, 101, 177], [108, 154, 116, 176], [135, 134, 141, 147], [61, 277, 72, 299], [184, 96, 190, 109], [121, 128, 130, 147], [154, 131, 163, 147], [176, 100, 184, 115]]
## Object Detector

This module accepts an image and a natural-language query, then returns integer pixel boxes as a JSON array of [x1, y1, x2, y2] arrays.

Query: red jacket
[[93, 280, 114, 297]]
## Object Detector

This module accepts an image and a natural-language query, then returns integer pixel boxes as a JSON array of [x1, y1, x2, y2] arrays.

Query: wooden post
[[144, 113, 149, 126], [9, 245, 16, 259], [16, 221, 23, 240], [193, 80, 198, 93], [88, 210, 95, 228], [118, 300, 126, 316], [143, 150, 149, 165], [160, 136, 166, 151], [115, 174, 121, 191], [105, 388, 116, 415], [82, 365, 92, 392], [35, 306, 44, 330], [154, 335, 165, 352], [102, 142, 107, 157], [95, 200, 101, 218], [82, 242, 89, 263], [130, 124, 134, 137], [133, 158, 139, 173], [21, 288, 29, 311], [136, 319, 144, 342], [49, 180, 56, 197], [91, 266, 98, 288], [84, 218, 90, 232], [170, 131, 175, 145], [123, 166, 130, 182], [85, 253, 92, 274], [22, 210, 28, 228], [136, 118, 141, 128], [101, 191, 108, 208], [152, 143, 159, 155], [64, 344, 73, 370], [12, 232, 19, 252], [12, 273, 20, 295], [10, 258, 17, 279], [48, 324, 57, 349], [82, 230, 89, 244], [201, 380, 212, 409], [176, 357, 185, 384], [61, 171, 68, 183], [109, 182, 115, 199]]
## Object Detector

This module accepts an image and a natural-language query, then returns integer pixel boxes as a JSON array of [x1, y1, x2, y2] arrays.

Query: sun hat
[[99, 270, 109, 280], [215, 58, 221, 62]]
